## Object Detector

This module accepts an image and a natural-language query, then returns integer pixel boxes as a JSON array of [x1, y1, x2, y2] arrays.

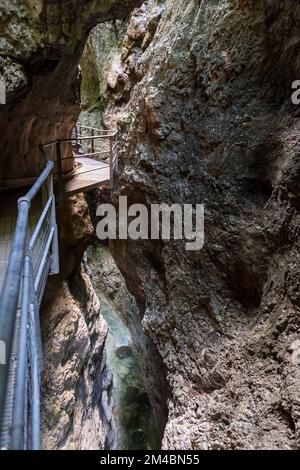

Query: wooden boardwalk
[[0, 215, 15, 292], [63, 156, 111, 195], [0, 125, 118, 450], [0, 157, 111, 290], [1, 157, 111, 196]]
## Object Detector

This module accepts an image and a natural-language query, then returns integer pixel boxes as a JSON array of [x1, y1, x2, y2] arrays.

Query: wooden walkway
[[0, 157, 111, 290], [63, 156, 110, 195], [0, 190, 42, 292], [0, 157, 111, 196], [0, 125, 117, 291]]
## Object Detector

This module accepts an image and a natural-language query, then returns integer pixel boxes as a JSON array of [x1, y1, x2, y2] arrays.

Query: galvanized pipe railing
[[0, 158, 59, 450], [72, 124, 118, 186]]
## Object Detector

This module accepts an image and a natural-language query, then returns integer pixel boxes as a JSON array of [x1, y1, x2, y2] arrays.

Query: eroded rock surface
[[0, 0, 142, 179], [41, 268, 108, 449], [1, 0, 300, 451], [86, 0, 300, 449]]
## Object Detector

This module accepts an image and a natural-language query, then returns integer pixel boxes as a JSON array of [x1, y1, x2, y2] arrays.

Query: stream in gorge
[[99, 295, 160, 450]]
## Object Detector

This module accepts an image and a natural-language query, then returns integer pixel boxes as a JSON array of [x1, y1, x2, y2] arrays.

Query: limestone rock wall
[[1, 0, 300, 451], [80, 19, 128, 129], [41, 268, 108, 449]]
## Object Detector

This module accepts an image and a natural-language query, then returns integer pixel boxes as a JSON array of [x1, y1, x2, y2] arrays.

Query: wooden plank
[[63, 157, 111, 195], [0, 216, 15, 291]]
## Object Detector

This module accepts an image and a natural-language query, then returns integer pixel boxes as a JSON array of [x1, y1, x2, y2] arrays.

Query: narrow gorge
[[0, 0, 299, 453]]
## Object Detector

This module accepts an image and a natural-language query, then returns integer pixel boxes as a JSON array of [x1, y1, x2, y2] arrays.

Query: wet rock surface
[[86, 280, 160, 450], [86, 243, 169, 442], [116, 346, 133, 359]]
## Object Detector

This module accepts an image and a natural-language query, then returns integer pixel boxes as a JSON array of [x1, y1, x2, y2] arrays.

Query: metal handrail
[[0, 123, 118, 450], [42, 135, 117, 147], [41, 124, 118, 198], [0, 157, 59, 450]]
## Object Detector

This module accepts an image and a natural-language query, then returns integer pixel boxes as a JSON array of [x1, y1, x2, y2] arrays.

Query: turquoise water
[[100, 296, 160, 450]]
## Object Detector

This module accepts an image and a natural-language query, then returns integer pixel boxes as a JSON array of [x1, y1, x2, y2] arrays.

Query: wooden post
[[56, 140, 64, 201]]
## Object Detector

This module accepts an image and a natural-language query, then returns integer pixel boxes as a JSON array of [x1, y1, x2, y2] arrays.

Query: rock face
[[86, 0, 300, 449], [0, 0, 142, 179], [41, 267, 108, 450], [1, 0, 300, 451], [80, 19, 128, 129]]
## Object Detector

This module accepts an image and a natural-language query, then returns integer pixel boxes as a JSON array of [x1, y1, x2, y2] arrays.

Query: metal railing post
[[91, 128, 94, 155], [56, 140, 64, 201], [50, 185, 59, 275], [109, 136, 113, 187], [11, 256, 30, 450], [45, 164, 59, 276], [29, 303, 40, 450]]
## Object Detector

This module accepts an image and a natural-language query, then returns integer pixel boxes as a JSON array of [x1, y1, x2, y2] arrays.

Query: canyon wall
[[0, 0, 142, 450], [0, 0, 142, 179], [80, 19, 128, 129], [87, 0, 300, 449], [85, 242, 169, 441]]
